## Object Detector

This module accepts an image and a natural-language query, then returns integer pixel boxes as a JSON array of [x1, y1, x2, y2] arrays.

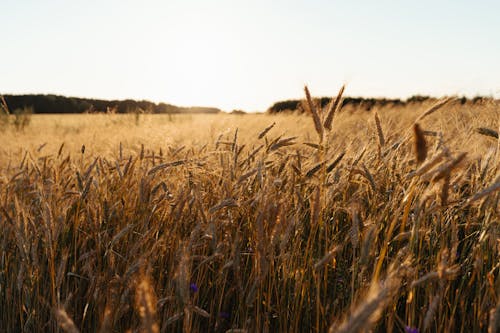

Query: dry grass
[[0, 92, 499, 332]]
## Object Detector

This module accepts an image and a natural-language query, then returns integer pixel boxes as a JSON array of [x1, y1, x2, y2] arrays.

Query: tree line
[[2, 93, 491, 115], [266, 95, 486, 113], [1, 94, 221, 114]]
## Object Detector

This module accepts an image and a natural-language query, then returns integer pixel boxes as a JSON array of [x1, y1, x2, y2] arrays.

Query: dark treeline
[[1, 94, 221, 114], [267, 95, 490, 113], [2, 93, 493, 115]]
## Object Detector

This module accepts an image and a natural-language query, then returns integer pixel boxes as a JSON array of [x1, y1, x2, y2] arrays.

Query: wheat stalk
[[324, 85, 345, 131], [258, 122, 276, 139], [135, 276, 160, 333], [54, 308, 79, 333], [489, 302, 500, 333], [374, 111, 385, 148], [414, 97, 456, 123], [475, 127, 499, 139], [414, 123, 427, 164], [329, 274, 400, 333], [304, 85, 324, 139]]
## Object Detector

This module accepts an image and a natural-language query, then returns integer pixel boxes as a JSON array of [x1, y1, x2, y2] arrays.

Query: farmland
[[0, 94, 499, 332]]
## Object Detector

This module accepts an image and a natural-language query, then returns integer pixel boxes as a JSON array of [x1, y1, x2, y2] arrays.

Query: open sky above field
[[1, 0, 499, 111]]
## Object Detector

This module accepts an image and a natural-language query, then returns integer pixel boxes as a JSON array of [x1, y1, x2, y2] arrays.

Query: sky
[[1, 0, 499, 112]]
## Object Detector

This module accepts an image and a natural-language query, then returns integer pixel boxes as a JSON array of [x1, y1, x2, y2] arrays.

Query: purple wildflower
[[405, 326, 419, 333], [219, 312, 230, 319], [189, 282, 198, 293]]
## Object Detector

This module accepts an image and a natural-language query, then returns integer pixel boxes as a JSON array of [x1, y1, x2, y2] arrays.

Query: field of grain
[[0, 93, 499, 332]]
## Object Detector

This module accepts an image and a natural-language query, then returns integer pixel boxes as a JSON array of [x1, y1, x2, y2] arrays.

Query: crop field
[[0, 93, 499, 332]]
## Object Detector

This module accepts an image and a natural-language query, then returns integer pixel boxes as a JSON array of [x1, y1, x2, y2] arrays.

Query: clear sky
[[1, 0, 499, 111]]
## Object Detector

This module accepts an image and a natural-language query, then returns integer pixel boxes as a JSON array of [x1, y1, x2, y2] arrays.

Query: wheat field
[[0, 92, 499, 332]]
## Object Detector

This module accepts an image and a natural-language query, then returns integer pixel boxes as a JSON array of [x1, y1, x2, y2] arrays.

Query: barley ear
[[304, 85, 324, 140], [258, 122, 276, 139], [475, 127, 499, 139], [374, 111, 385, 148], [324, 85, 345, 131], [415, 96, 455, 123]]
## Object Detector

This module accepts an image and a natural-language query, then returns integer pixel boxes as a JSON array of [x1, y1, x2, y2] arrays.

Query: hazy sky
[[1, 0, 499, 111]]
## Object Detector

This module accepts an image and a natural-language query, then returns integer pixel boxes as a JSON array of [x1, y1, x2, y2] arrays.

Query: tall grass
[[0, 91, 499, 332]]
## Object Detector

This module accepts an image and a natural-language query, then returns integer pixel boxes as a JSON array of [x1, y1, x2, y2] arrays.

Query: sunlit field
[[0, 96, 499, 332]]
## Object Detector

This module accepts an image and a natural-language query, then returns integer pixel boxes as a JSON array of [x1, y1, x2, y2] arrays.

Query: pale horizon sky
[[1, 0, 499, 111]]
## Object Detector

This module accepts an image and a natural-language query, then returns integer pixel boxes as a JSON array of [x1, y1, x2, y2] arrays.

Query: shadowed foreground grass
[[0, 93, 499, 332]]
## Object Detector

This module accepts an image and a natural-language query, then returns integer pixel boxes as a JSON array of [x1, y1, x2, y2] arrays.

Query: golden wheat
[[0, 93, 498, 332]]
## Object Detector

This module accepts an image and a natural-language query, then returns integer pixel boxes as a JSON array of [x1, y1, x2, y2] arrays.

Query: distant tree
[[230, 109, 246, 115], [472, 96, 485, 104], [407, 95, 430, 103], [268, 100, 302, 113]]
